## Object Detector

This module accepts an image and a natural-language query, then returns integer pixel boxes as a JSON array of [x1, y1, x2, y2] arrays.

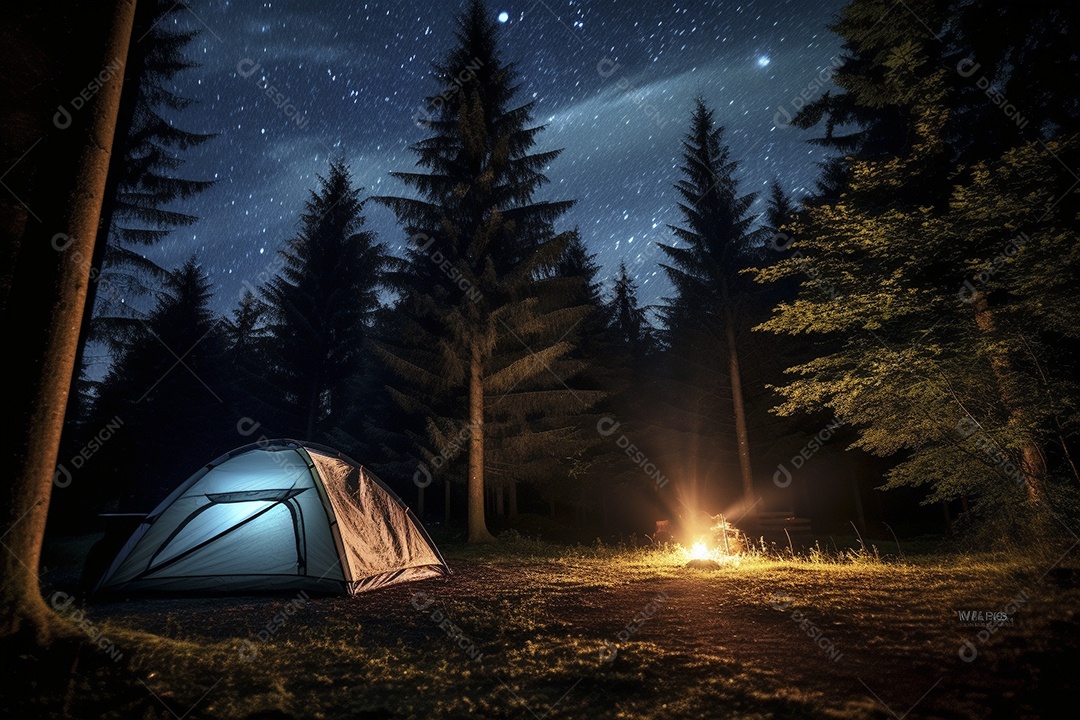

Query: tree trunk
[[495, 483, 504, 517], [971, 291, 1046, 503], [64, 0, 146, 410], [850, 463, 866, 533], [0, 0, 137, 641], [723, 302, 755, 509], [508, 479, 518, 519], [467, 341, 494, 542]]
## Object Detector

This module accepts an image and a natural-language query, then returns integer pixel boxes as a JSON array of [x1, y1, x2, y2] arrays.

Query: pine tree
[[656, 98, 767, 522], [88, 258, 232, 511], [765, 180, 796, 237], [87, 0, 215, 326], [491, 232, 610, 525], [375, 0, 598, 542], [66, 0, 216, 443], [226, 290, 268, 355], [262, 159, 388, 442], [608, 262, 654, 362], [221, 289, 281, 432]]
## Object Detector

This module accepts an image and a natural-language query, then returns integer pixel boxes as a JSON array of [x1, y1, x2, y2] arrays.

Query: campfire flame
[[688, 541, 710, 560], [682, 514, 745, 561]]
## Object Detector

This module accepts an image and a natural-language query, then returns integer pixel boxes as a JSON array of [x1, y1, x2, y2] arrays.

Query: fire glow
[[682, 515, 745, 563], [688, 541, 710, 560]]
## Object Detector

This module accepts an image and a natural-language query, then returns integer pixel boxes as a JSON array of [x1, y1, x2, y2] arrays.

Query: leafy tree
[[262, 159, 388, 443], [793, 0, 1079, 204], [944, 0, 1080, 161], [375, 0, 597, 541], [655, 98, 767, 520], [753, 13, 1080, 535]]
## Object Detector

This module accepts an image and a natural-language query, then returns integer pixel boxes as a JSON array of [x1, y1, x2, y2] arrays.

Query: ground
[[6, 535, 1080, 719]]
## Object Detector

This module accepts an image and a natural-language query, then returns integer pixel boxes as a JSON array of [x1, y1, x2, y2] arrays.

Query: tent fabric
[[94, 441, 449, 596]]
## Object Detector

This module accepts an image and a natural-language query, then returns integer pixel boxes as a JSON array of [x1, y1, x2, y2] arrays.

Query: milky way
[[142, 0, 849, 318]]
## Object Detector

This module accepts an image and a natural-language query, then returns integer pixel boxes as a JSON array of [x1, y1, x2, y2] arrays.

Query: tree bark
[[64, 0, 146, 405], [467, 340, 494, 542], [971, 291, 1046, 504], [723, 301, 755, 510], [850, 461, 866, 532], [0, 0, 137, 641], [508, 479, 518, 519]]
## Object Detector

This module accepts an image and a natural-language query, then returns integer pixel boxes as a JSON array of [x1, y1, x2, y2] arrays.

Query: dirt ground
[[48, 545, 1076, 720]]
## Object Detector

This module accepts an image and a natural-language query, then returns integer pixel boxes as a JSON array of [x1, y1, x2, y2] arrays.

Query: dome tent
[[93, 440, 449, 596]]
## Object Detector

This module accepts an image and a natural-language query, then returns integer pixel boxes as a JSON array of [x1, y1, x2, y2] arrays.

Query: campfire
[[683, 514, 745, 568]]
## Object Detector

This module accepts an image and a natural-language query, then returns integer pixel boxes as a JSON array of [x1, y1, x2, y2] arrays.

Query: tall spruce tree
[[262, 159, 388, 443], [65, 0, 215, 447], [222, 289, 280, 431], [656, 98, 766, 521], [375, 0, 597, 542], [497, 232, 610, 525]]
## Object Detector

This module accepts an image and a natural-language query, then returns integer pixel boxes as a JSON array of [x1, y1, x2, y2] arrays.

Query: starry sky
[[144, 0, 850, 318]]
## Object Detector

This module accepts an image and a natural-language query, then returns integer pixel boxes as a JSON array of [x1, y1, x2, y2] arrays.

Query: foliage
[[261, 158, 388, 444], [753, 0, 1080, 531], [84, 259, 234, 510], [92, 0, 215, 324], [375, 0, 600, 537], [651, 97, 769, 509]]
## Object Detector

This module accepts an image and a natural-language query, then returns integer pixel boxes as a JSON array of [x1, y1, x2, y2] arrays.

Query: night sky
[[141, 0, 849, 324]]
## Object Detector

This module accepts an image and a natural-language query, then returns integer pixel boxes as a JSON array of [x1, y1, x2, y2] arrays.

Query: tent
[[93, 440, 449, 596]]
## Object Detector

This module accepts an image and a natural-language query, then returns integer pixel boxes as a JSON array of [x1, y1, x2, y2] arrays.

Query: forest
[[2, 0, 1078, 718], [42, 0, 1080, 550]]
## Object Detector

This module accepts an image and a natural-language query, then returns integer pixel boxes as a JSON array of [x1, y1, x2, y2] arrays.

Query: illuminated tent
[[93, 440, 449, 596]]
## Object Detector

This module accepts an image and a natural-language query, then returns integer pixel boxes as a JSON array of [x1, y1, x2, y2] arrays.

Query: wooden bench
[[756, 511, 813, 538]]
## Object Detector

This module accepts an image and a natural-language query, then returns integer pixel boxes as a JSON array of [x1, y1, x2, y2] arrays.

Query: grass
[[5, 534, 1080, 719]]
